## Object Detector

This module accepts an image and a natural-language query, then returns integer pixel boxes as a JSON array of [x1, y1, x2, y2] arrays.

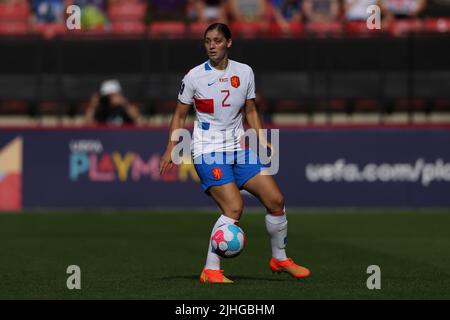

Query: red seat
[[108, 3, 147, 21], [387, 19, 422, 36], [39, 101, 65, 115], [315, 99, 347, 112], [306, 21, 343, 36], [354, 99, 379, 112], [230, 21, 266, 38], [149, 21, 186, 39], [111, 21, 146, 34], [267, 21, 303, 38], [33, 23, 66, 39], [434, 98, 450, 111], [0, 100, 29, 114], [423, 18, 450, 33], [0, 3, 29, 21], [273, 100, 301, 113], [0, 21, 28, 35], [396, 98, 427, 111], [189, 21, 209, 39], [0, 3, 30, 35], [345, 21, 382, 35]]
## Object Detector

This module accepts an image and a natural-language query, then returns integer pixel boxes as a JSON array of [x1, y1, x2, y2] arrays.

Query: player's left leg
[[242, 173, 311, 279]]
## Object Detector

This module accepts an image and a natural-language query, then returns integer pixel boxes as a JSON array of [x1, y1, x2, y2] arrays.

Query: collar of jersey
[[207, 59, 231, 73]]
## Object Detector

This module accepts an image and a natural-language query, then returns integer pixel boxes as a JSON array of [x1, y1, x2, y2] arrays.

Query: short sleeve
[[247, 67, 256, 100], [178, 72, 195, 105]]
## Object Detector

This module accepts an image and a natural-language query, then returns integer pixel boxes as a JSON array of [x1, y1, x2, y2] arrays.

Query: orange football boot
[[199, 269, 234, 283], [270, 258, 311, 278]]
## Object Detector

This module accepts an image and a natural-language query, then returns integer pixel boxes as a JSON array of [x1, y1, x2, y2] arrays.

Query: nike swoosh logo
[[208, 82, 215, 86]]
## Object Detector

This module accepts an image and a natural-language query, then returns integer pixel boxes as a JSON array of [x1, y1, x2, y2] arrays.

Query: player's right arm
[[160, 71, 195, 175], [159, 101, 191, 175]]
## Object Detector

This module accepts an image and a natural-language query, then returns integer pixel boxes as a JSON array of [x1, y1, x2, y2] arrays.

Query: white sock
[[265, 212, 288, 261], [205, 214, 238, 270]]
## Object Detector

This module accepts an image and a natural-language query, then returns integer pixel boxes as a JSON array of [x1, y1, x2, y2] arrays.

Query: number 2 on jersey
[[221, 90, 231, 107]]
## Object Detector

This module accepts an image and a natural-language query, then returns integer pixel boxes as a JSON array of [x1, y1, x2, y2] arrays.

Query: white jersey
[[178, 59, 256, 159]]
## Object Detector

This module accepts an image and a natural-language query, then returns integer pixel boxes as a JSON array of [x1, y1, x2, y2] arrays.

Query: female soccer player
[[159, 23, 310, 283]]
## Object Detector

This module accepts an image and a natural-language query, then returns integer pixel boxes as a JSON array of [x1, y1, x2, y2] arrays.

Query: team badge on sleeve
[[231, 76, 240, 88]]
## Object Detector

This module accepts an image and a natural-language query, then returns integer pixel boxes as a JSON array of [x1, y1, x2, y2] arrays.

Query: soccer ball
[[211, 224, 246, 258]]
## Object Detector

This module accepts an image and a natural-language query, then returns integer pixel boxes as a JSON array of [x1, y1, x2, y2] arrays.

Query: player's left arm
[[244, 98, 272, 151]]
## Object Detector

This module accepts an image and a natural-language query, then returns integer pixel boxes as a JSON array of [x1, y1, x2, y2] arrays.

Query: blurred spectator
[[74, 0, 106, 11], [0, 0, 27, 4], [381, 0, 427, 19], [302, 0, 339, 22], [344, 0, 379, 21], [31, 0, 70, 23], [147, 0, 188, 21], [85, 79, 141, 126], [110, 0, 143, 3], [193, 0, 228, 23], [271, 0, 303, 31], [73, 0, 108, 30], [228, 0, 268, 22]]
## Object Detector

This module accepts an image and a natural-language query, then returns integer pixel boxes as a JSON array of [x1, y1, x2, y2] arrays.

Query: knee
[[225, 200, 244, 220], [267, 193, 285, 214]]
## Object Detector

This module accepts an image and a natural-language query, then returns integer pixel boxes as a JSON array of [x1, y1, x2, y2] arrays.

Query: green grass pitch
[[0, 210, 449, 299]]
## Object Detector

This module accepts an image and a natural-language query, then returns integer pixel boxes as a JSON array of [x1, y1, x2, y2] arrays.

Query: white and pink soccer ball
[[211, 224, 246, 258]]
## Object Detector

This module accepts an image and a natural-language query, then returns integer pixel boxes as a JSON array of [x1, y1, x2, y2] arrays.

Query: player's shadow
[[159, 275, 293, 282], [158, 275, 199, 281], [231, 275, 294, 282]]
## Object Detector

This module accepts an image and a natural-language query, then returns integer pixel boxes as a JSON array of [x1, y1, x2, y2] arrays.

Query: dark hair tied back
[[204, 23, 232, 40]]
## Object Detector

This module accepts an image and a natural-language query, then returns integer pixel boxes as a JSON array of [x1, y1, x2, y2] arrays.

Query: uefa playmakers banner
[[0, 127, 449, 210]]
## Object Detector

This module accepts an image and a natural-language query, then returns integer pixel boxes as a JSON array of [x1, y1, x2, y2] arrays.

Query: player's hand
[[159, 148, 174, 176]]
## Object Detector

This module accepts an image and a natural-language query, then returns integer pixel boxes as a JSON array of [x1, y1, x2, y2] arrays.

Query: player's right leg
[[194, 156, 243, 283], [199, 183, 243, 284]]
